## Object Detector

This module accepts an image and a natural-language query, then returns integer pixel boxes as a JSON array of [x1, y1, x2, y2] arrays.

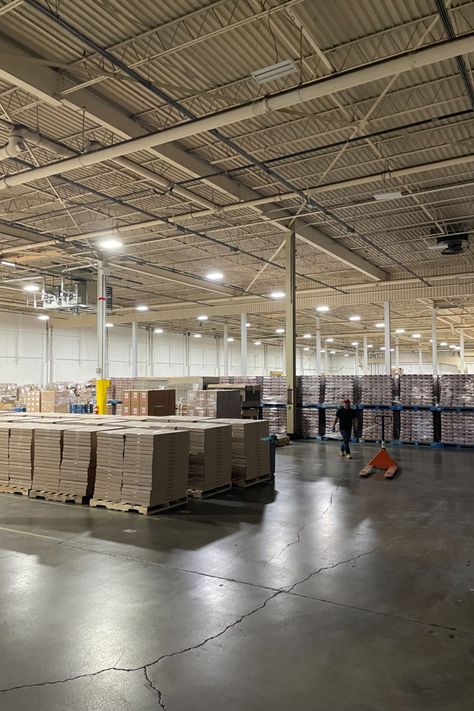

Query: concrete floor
[[0, 441, 473, 710]]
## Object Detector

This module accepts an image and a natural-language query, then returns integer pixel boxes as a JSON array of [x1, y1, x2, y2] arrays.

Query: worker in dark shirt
[[332, 399, 358, 459]]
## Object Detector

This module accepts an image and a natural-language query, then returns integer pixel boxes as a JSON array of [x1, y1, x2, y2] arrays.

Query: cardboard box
[[138, 389, 175, 416]]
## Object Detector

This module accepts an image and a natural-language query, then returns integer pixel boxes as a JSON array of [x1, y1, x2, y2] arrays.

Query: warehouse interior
[[0, 1, 473, 709]]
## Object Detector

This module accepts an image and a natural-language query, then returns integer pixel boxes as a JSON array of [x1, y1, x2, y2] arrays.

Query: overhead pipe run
[[0, 33, 472, 190]]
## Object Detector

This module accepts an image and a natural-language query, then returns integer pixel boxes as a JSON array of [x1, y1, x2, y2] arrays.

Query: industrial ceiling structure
[[0, 0, 474, 355]]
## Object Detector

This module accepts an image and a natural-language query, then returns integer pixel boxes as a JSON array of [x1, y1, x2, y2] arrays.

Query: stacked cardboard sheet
[[440, 412, 474, 446], [0, 424, 10, 485], [439, 375, 474, 407], [399, 375, 434, 406], [94, 429, 127, 502], [8, 424, 35, 489], [59, 426, 103, 497], [213, 419, 270, 483], [360, 376, 394, 405], [399, 411, 433, 443], [32, 424, 64, 491]]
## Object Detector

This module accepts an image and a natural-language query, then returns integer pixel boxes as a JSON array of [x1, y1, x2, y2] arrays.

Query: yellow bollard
[[96, 379, 110, 415]]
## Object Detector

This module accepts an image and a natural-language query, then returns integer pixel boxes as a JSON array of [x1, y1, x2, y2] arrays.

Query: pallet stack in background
[[362, 410, 394, 442], [360, 376, 394, 405], [439, 374, 474, 406], [324, 376, 357, 404], [31, 425, 64, 492], [399, 410, 434, 444], [8, 424, 34, 490], [212, 418, 270, 486], [261, 377, 287, 435], [59, 426, 102, 499], [122, 389, 176, 417], [440, 412, 474, 446], [399, 375, 435, 406], [296, 408, 321, 438]]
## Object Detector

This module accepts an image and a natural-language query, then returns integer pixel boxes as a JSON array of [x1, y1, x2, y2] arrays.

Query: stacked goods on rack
[[94, 429, 126, 502], [121, 429, 189, 507], [324, 376, 356, 404], [296, 376, 321, 405], [59, 426, 101, 497], [180, 422, 232, 493], [24, 389, 42, 412], [361, 410, 394, 441], [187, 390, 208, 418], [262, 377, 287, 404], [399, 375, 434, 406], [297, 408, 321, 438], [360, 375, 394, 405], [261, 406, 287, 435], [213, 419, 270, 484], [40, 390, 73, 413], [440, 412, 474, 446], [399, 410, 434, 443], [439, 374, 474, 407], [323, 406, 359, 439], [187, 389, 240, 418], [31, 425, 64, 491], [8, 424, 35, 489], [0, 384, 18, 411]]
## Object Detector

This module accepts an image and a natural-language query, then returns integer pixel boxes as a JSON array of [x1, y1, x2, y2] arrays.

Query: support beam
[[184, 332, 190, 376], [315, 316, 322, 376], [131, 321, 138, 378], [460, 328, 465, 373], [432, 309, 438, 376], [384, 301, 391, 375], [263, 343, 268, 376], [363, 334, 368, 375], [395, 338, 400, 371], [324, 347, 329, 375], [96, 260, 107, 414], [240, 313, 247, 377], [223, 325, 229, 376], [419, 345, 423, 373], [285, 228, 296, 436], [355, 344, 360, 376], [146, 325, 154, 377]]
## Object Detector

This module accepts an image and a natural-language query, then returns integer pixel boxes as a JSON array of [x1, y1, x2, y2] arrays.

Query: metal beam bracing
[[285, 228, 296, 436]]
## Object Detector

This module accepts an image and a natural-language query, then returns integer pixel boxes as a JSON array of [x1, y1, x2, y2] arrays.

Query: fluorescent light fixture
[[154, 328, 163, 334], [105, 322, 114, 328], [440, 341, 448, 347], [303, 347, 310, 352], [412, 333, 421, 339], [99, 238, 122, 250], [395, 328, 405, 334], [454, 346, 461, 351], [136, 305, 149, 311], [390, 348, 395, 352], [321, 349, 326, 354], [37, 314, 49, 321], [193, 333, 202, 338], [206, 271, 223, 281], [252, 58, 297, 85], [197, 315, 208, 321], [375, 322, 385, 328], [316, 305, 330, 313], [349, 315, 361, 321], [330, 350, 336, 354], [380, 346, 386, 351], [24, 284, 40, 293], [449, 344, 457, 349], [374, 190, 403, 201], [344, 353, 350, 357], [246, 322, 251, 327], [254, 341, 261, 346], [0, 260, 16, 267], [270, 291, 285, 299], [227, 337, 234, 342], [367, 344, 374, 349], [351, 341, 359, 346], [303, 333, 312, 339], [325, 337, 334, 343], [276, 328, 285, 334]]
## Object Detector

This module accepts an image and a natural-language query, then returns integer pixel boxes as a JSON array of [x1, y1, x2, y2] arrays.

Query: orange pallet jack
[[359, 413, 399, 480]]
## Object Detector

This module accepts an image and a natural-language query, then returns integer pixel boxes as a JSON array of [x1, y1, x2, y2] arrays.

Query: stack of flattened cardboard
[[32, 424, 64, 492], [213, 418, 270, 483], [121, 428, 189, 507], [179, 422, 232, 492], [204, 390, 241, 418], [0, 423, 10, 485], [59, 426, 104, 497], [94, 429, 127, 502], [8, 424, 35, 489]]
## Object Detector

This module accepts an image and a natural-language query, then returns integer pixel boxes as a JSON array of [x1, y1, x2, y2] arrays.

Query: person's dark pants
[[340, 430, 351, 454]]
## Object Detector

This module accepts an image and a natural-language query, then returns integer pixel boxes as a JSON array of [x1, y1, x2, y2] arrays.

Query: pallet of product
[[296, 376, 321, 405], [439, 375, 474, 407], [187, 483, 232, 499], [261, 406, 287, 435], [361, 409, 394, 442], [232, 474, 272, 488], [29, 490, 89, 504], [440, 411, 474, 446], [31, 424, 65, 492], [399, 410, 434, 443], [297, 407, 321, 437], [262, 377, 287, 404], [0, 484, 30, 496], [399, 375, 434, 406], [212, 418, 271, 485], [89, 496, 188, 515], [360, 375, 394, 406], [323, 376, 357, 404]]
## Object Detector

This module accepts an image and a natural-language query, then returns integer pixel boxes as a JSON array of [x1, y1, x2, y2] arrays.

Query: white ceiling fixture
[[227, 337, 234, 342], [395, 328, 405, 334], [0, 260, 16, 267], [246, 322, 251, 327], [303, 333, 311, 339], [375, 322, 385, 328], [349, 315, 361, 322], [251, 58, 297, 85], [98, 237, 122, 250], [105, 322, 114, 328], [154, 328, 163, 334], [254, 341, 261, 346], [316, 305, 330, 313], [330, 350, 336, 354], [24, 284, 40, 292], [321, 349, 326, 354], [136, 305, 149, 312], [197, 315, 208, 321], [270, 291, 285, 299], [449, 344, 457, 349], [37, 314, 49, 321], [206, 271, 224, 281], [344, 353, 350, 357], [373, 190, 403, 201], [367, 344, 374, 349], [276, 328, 285, 334], [440, 341, 448, 346], [325, 337, 334, 343], [303, 347, 310, 351], [412, 333, 421, 339], [193, 333, 202, 338], [351, 341, 359, 346], [380, 346, 386, 351]]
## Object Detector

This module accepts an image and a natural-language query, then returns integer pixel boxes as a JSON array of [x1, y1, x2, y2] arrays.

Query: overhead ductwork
[[0, 127, 27, 161]]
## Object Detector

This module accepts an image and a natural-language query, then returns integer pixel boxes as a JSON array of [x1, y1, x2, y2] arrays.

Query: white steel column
[[315, 316, 322, 376], [131, 321, 138, 377], [46, 322, 54, 384], [395, 337, 400, 370], [431, 308, 438, 376], [355, 344, 359, 375], [285, 228, 296, 435], [460, 328, 465, 373], [324, 347, 329, 374], [240, 312, 248, 376], [96, 260, 107, 380], [419, 345, 423, 373], [146, 326, 154, 377], [363, 334, 368, 375], [215, 335, 220, 377], [223, 324, 229, 376], [184, 332, 190, 376], [384, 301, 391, 375], [263, 343, 268, 376]]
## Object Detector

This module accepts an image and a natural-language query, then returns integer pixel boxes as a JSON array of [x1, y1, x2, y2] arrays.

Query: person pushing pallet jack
[[359, 412, 399, 479]]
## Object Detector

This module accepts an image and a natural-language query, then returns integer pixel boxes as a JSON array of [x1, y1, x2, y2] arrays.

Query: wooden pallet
[[275, 435, 290, 447], [188, 483, 231, 499], [29, 490, 89, 505], [89, 496, 188, 515], [0, 484, 30, 496], [232, 474, 272, 488]]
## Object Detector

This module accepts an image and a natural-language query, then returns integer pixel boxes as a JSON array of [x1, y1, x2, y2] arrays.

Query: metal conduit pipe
[[0, 33, 472, 190]]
